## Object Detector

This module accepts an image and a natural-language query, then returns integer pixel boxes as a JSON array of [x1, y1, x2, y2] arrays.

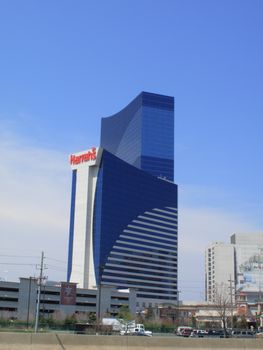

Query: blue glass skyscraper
[[101, 92, 174, 181], [68, 92, 178, 308]]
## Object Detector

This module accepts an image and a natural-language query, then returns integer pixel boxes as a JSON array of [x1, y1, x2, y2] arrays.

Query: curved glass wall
[[101, 92, 174, 181], [93, 150, 178, 301]]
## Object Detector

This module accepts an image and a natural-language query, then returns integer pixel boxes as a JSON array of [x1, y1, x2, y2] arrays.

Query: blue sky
[[0, 0, 262, 300]]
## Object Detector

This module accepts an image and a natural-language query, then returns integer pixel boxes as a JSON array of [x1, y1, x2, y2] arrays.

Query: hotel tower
[[67, 92, 178, 308]]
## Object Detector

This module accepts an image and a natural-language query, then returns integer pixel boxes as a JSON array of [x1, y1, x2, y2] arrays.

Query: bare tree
[[214, 283, 232, 336]]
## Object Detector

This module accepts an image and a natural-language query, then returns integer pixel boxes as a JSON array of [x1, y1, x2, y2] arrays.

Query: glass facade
[[101, 91, 174, 181], [93, 150, 178, 301], [99, 92, 177, 303], [68, 91, 178, 305]]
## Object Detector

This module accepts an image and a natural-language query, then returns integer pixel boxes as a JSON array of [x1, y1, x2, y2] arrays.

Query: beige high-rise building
[[231, 233, 263, 300], [205, 233, 263, 303], [205, 242, 235, 302]]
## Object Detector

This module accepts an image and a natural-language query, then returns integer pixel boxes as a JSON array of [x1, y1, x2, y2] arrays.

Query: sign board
[[60, 282, 77, 305]]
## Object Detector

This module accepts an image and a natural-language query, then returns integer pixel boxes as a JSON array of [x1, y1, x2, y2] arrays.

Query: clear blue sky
[[0, 0, 262, 300]]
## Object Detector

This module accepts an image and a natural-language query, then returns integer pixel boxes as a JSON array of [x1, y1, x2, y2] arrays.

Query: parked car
[[190, 329, 207, 338], [176, 326, 193, 337], [256, 328, 263, 338], [206, 329, 230, 338], [231, 330, 255, 338], [181, 328, 192, 337]]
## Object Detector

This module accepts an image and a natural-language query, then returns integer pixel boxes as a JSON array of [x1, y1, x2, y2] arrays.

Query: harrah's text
[[70, 147, 97, 165]]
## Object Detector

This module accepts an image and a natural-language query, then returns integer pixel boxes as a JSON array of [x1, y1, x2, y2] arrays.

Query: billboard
[[60, 282, 77, 305], [236, 245, 263, 293]]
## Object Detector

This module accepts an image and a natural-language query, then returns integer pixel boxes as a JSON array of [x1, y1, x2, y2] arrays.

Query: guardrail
[[0, 333, 263, 350]]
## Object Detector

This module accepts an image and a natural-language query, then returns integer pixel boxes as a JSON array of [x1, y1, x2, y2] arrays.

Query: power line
[[0, 254, 39, 258], [179, 280, 204, 284], [0, 263, 37, 266], [45, 265, 67, 272], [45, 257, 67, 264]]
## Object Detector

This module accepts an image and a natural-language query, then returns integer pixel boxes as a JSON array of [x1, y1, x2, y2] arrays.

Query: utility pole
[[34, 252, 45, 333]]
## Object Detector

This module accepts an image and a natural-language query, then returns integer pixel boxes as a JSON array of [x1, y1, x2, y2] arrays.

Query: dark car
[[206, 329, 229, 338], [232, 330, 255, 338]]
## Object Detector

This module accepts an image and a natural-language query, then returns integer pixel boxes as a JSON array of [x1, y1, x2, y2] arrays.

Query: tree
[[236, 315, 248, 329], [214, 283, 232, 336], [136, 312, 144, 324], [117, 305, 133, 321], [191, 315, 197, 328], [145, 306, 155, 321], [64, 314, 77, 329], [88, 312, 97, 325]]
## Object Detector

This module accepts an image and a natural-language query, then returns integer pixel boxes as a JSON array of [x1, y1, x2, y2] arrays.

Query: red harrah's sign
[[70, 147, 97, 165]]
